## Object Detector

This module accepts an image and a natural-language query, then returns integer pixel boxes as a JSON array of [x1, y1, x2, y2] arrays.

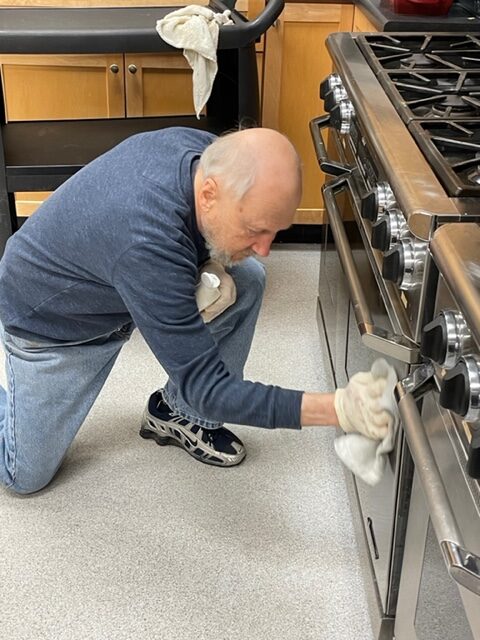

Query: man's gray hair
[[198, 131, 257, 201]]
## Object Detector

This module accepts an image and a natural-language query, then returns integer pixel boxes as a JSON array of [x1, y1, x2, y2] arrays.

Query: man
[[0, 126, 391, 495]]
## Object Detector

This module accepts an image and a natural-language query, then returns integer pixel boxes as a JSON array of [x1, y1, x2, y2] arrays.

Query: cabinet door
[[0, 54, 125, 217], [353, 8, 379, 32], [262, 3, 354, 224], [0, 54, 125, 121], [125, 53, 198, 117]]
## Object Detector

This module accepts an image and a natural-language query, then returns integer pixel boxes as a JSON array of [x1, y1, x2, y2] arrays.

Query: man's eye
[[247, 228, 258, 236]]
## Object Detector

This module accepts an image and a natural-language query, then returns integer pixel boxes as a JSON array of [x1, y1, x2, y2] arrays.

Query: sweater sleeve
[[112, 239, 303, 429]]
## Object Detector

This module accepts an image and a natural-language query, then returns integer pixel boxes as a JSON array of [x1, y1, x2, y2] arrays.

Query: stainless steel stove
[[395, 223, 480, 639], [311, 30, 480, 640]]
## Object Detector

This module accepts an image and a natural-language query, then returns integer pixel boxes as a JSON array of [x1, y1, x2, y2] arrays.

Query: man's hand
[[301, 359, 396, 440], [334, 360, 394, 440]]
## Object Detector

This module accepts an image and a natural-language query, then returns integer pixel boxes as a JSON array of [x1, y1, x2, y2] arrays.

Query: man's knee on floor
[[4, 472, 54, 495]]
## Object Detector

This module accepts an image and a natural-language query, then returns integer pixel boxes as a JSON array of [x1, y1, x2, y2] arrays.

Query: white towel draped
[[156, 6, 233, 118]]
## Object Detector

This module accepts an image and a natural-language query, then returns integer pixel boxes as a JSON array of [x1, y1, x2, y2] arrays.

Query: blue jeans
[[0, 257, 265, 494]]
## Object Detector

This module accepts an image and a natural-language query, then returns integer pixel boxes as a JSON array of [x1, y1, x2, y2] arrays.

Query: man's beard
[[202, 223, 254, 267], [205, 241, 254, 267], [205, 240, 235, 268]]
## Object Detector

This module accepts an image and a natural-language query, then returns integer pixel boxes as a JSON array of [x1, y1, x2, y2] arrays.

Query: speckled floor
[[0, 246, 374, 640]]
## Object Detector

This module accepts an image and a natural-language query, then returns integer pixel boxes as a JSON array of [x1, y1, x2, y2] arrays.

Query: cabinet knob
[[128, 64, 138, 74], [109, 64, 119, 74]]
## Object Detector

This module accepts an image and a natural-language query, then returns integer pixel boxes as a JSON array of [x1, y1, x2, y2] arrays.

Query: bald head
[[198, 127, 302, 206], [194, 128, 303, 266]]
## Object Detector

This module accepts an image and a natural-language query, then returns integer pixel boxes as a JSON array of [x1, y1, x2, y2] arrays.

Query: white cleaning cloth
[[334, 359, 399, 487], [156, 6, 233, 118]]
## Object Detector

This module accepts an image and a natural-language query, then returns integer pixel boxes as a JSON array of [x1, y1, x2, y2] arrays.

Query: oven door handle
[[309, 116, 351, 177], [323, 179, 420, 364], [395, 368, 480, 596]]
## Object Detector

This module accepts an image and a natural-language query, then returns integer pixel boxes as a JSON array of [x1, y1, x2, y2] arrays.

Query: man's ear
[[198, 177, 218, 214]]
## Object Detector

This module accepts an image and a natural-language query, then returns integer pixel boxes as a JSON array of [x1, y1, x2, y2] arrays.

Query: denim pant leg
[[163, 256, 266, 428], [0, 323, 133, 494]]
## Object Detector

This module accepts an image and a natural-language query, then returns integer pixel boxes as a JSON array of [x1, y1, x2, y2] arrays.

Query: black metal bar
[[0, 2, 284, 54], [207, 49, 239, 127], [238, 45, 260, 126], [0, 126, 14, 257]]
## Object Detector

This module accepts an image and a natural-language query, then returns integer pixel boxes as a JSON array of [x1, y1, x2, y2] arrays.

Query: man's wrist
[[300, 392, 340, 427]]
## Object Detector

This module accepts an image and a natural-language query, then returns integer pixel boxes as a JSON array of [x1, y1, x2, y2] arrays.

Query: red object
[[392, 0, 453, 15]]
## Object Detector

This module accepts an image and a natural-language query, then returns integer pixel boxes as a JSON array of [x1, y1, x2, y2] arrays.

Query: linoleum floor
[[0, 246, 374, 640]]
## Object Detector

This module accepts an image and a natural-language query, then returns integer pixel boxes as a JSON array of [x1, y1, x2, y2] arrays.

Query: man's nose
[[252, 233, 275, 257]]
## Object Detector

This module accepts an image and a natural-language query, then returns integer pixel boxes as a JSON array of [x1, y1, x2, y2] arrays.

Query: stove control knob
[[324, 85, 348, 112], [467, 429, 480, 480], [382, 238, 427, 290], [330, 99, 355, 135], [319, 73, 342, 100], [371, 208, 408, 252], [360, 183, 396, 222], [421, 310, 473, 369], [440, 355, 480, 423]]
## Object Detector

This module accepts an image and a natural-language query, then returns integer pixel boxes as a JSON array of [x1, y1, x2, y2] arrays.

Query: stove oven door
[[395, 385, 480, 639], [317, 175, 418, 621]]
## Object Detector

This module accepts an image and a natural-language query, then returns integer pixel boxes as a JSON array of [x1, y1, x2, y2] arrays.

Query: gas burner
[[430, 95, 480, 117], [400, 53, 436, 69]]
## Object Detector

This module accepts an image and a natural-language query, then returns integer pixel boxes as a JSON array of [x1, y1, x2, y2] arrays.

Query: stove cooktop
[[357, 33, 480, 196]]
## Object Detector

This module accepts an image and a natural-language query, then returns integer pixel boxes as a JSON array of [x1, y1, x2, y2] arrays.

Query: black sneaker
[[140, 391, 246, 467]]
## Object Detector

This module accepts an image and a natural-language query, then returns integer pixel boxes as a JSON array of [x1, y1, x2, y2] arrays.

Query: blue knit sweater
[[0, 127, 302, 429]]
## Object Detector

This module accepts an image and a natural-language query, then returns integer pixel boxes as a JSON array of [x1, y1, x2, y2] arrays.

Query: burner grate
[[354, 33, 480, 198], [359, 34, 480, 71], [383, 71, 480, 120], [409, 120, 480, 195]]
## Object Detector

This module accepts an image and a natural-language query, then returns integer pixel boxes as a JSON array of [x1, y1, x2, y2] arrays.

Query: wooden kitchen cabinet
[[0, 50, 196, 214], [124, 53, 197, 117], [0, 53, 126, 121], [262, 3, 354, 224], [0, 52, 198, 121]]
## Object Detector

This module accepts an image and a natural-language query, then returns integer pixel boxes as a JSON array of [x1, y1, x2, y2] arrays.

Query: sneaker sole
[[139, 415, 245, 468]]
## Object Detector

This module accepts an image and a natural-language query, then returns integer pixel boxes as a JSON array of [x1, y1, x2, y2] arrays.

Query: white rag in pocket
[[195, 259, 236, 323]]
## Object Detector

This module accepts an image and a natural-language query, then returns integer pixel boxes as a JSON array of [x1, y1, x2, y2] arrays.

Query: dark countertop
[[275, 0, 480, 32], [0, 0, 478, 50], [0, 0, 283, 53], [356, 0, 480, 31]]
